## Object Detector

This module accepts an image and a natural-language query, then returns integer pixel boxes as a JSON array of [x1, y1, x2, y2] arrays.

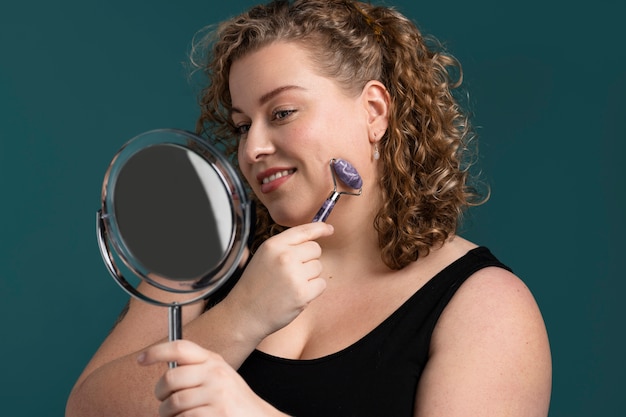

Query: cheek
[[236, 145, 254, 185], [325, 101, 368, 143]]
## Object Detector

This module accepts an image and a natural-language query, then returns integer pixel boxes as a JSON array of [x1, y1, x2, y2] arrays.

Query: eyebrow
[[231, 85, 305, 115]]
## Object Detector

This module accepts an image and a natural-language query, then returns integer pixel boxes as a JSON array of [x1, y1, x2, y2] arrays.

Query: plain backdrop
[[1, 1, 624, 415]]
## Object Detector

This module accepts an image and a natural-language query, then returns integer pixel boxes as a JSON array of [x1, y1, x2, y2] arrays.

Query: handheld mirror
[[96, 129, 252, 366]]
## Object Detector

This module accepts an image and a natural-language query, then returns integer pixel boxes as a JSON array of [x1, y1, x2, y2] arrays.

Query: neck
[[317, 196, 388, 276]]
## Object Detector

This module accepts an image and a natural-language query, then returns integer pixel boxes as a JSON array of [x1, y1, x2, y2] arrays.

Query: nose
[[239, 122, 275, 164]]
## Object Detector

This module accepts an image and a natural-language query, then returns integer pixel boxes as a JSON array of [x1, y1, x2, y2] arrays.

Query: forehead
[[228, 42, 333, 107], [230, 42, 313, 83]]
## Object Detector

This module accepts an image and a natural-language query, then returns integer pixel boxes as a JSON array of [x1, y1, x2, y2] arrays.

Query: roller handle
[[312, 192, 340, 222]]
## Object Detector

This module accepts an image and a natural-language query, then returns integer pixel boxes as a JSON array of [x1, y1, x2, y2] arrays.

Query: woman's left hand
[[138, 340, 287, 417]]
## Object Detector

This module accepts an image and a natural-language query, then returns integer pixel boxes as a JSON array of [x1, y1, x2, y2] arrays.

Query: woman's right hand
[[224, 222, 334, 339]]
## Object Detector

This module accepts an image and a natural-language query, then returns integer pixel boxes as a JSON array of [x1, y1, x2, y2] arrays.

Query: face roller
[[312, 158, 363, 222]]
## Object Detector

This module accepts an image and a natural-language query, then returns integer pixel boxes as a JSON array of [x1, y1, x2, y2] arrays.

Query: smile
[[262, 169, 295, 185]]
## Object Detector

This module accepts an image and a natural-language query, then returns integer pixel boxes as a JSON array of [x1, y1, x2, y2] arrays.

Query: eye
[[272, 109, 296, 121], [234, 123, 251, 136]]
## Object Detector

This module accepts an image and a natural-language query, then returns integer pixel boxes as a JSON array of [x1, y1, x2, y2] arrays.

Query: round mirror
[[97, 128, 251, 320]]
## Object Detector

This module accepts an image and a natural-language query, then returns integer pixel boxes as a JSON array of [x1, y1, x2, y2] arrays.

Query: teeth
[[262, 169, 294, 184]]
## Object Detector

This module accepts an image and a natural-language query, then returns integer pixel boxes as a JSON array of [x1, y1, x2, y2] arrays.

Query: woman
[[66, 1, 551, 416]]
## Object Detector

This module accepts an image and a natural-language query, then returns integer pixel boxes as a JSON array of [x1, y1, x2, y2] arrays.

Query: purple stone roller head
[[332, 159, 363, 189], [312, 158, 363, 222]]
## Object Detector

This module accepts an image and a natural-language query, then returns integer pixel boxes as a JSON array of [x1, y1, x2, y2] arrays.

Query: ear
[[361, 80, 390, 143]]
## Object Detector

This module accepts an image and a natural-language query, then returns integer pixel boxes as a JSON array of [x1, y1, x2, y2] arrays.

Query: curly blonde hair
[[192, 0, 483, 270]]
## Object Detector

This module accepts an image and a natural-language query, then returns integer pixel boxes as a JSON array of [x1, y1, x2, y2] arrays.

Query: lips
[[256, 168, 296, 193], [262, 169, 295, 184]]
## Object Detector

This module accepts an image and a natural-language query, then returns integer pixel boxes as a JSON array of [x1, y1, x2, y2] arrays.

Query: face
[[229, 42, 373, 227]]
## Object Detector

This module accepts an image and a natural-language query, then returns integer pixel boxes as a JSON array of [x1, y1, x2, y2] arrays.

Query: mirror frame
[[96, 128, 252, 307]]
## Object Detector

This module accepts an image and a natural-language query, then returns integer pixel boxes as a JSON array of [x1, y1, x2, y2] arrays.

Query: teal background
[[1, 0, 624, 415]]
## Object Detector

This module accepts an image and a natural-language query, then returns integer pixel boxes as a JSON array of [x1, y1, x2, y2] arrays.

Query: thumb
[[137, 340, 211, 366]]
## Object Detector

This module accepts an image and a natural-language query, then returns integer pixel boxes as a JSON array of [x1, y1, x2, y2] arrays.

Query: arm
[[66, 222, 333, 417], [65, 290, 259, 417], [414, 267, 552, 417]]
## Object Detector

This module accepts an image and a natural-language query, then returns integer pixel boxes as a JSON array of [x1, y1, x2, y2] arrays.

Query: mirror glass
[[97, 129, 251, 307]]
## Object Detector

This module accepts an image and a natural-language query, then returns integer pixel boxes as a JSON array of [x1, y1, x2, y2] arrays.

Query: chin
[[268, 209, 313, 228]]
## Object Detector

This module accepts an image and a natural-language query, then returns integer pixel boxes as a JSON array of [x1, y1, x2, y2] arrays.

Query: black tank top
[[238, 247, 511, 417]]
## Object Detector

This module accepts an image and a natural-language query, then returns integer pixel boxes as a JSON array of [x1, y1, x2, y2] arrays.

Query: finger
[[159, 388, 210, 417], [306, 275, 327, 300], [280, 222, 334, 245], [137, 340, 211, 367], [155, 363, 214, 401], [300, 256, 324, 279], [289, 240, 323, 263]]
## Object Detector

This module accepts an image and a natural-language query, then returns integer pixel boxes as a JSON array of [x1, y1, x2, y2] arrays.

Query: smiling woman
[[228, 41, 375, 227], [66, 1, 551, 416]]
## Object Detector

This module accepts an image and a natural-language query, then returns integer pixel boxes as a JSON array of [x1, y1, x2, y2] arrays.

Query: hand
[[226, 222, 334, 338], [138, 340, 286, 417]]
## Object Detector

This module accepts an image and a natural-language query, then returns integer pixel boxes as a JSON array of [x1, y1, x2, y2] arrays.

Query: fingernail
[[137, 352, 146, 364]]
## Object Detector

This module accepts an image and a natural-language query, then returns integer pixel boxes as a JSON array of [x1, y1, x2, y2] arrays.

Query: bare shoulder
[[445, 265, 543, 323], [415, 259, 552, 417]]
